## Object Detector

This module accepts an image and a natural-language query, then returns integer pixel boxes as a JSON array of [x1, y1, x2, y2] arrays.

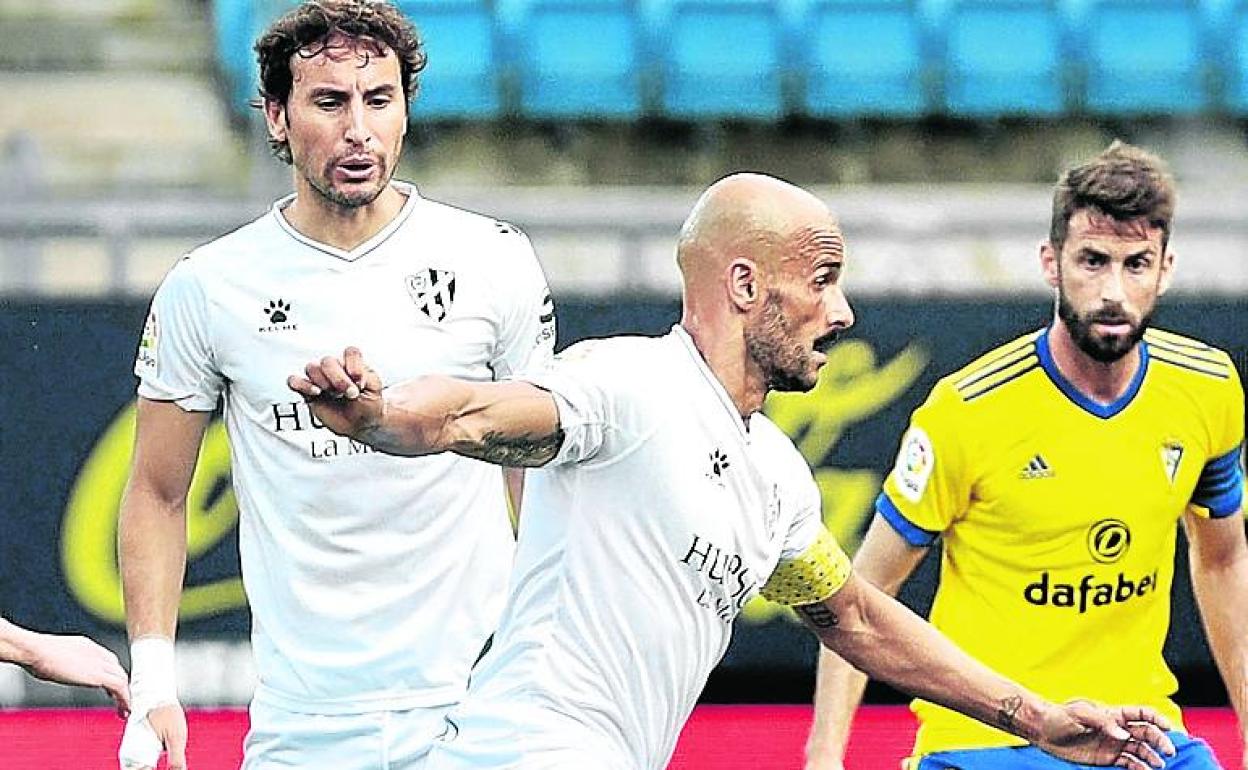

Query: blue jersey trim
[[876, 492, 940, 547], [1035, 326, 1149, 419], [1194, 445, 1245, 517]]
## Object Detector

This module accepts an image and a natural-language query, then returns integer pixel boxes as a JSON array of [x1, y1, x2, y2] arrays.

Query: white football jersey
[[134, 182, 556, 714], [429, 326, 826, 770]]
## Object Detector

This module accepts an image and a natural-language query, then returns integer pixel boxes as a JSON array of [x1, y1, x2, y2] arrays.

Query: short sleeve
[[1189, 362, 1245, 518], [878, 381, 972, 546], [779, 471, 826, 560], [134, 258, 223, 411], [489, 226, 556, 379], [520, 339, 637, 467]]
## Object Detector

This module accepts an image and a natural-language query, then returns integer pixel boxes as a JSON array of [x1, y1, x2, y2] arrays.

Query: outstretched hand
[[1036, 701, 1175, 769], [22, 632, 130, 717], [287, 346, 384, 438]]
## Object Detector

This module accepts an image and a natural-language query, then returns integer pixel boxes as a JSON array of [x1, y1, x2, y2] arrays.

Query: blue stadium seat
[[657, 0, 786, 119], [399, 0, 502, 119], [512, 0, 644, 119], [212, 0, 257, 115], [1225, 1, 1248, 114], [213, 0, 300, 117], [801, 0, 927, 118], [1079, 0, 1208, 115], [942, 0, 1067, 117]]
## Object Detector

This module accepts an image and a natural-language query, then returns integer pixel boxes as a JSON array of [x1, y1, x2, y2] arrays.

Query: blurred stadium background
[[3, 0, 1248, 767]]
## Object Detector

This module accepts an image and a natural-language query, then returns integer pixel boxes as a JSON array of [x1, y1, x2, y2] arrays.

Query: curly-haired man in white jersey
[[291, 173, 1176, 770], [117, 2, 555, 769]]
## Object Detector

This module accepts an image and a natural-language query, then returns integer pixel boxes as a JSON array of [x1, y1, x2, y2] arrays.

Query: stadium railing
[[7, 185, 1248, 297]]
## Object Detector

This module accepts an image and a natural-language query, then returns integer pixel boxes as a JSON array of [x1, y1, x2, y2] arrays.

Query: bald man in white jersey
[[117, 3, 554, 769], [290, 173, 1175, 770]]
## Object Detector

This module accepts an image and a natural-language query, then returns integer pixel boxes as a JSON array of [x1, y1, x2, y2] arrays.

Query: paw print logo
[[264, 299, 290, 324], [709, 449, 731, 479]]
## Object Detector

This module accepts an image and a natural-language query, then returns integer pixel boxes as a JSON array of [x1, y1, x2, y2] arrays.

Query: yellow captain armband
[[760, 529, 853, 606]]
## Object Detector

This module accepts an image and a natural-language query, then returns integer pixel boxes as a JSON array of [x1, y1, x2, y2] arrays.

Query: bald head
[[674, 173, 854, 414], [677, 173, 840, 284]]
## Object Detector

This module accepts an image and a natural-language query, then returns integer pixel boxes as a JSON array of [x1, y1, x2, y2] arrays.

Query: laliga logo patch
[[135, 310, 159, 375], [1087, 518, 1130, 564], [406, 268, 456, 322], [894, 426, 934, 503]]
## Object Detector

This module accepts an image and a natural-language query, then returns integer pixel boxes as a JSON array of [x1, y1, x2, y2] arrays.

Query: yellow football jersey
[[877, 326, 1244, 762]]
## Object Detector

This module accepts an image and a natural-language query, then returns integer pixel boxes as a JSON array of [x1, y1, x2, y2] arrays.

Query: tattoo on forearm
[[995, 695, 1024, 732], [473, 428, 566, 467], [797, 604, 839, 629], [356, 425, 411, 456]]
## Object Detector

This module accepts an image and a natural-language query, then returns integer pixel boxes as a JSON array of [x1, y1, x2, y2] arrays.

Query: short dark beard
[[305, 156, 391, 209], [1056, 292, 1151, 363], [744, 292, 817, 393]]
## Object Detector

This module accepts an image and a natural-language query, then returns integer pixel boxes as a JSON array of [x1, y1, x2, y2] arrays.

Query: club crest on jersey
[[1160, 441, 1184, 485], [406, 269, 456, 322], [894, 427, 934, 503]]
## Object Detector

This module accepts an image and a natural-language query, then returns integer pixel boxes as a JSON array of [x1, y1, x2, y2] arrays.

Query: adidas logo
[[1020, 454, 1055, 480]]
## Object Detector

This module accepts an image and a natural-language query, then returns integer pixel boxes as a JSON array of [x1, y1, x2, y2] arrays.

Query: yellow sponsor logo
[[62, 403, 244, 625]]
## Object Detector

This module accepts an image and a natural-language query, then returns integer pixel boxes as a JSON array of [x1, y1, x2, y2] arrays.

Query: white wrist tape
[[128, 636, 178, 718], [119, 637, 178, 770]]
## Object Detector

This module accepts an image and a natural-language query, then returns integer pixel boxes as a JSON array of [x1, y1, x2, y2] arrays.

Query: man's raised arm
[[288, 346, 563, 467], [806, 515, 929, 770], [795, 573, 1173, 769]]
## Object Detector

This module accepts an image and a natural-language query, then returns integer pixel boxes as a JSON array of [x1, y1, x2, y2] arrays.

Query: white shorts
[[423, 708, 628, 770], [242, 699, 451, 770]]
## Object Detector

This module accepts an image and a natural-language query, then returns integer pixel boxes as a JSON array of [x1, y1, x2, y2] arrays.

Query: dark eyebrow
[[306, 84, 398, 100], [308, 86, 349, 100], [1078, 246, 1153, 262]]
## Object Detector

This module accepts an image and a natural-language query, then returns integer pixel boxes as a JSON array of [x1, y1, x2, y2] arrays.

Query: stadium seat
[[656, 0, 786, 120], [941, 0, 1067, 117], [213, 0, 301, 117], [399, 0, 503, 119], [511, 0, 644, 119], [212, 0, 257, 116], [1225, 0, 1248, 114], [1079, 0, 1208, 115], [801, 0, 928, 118]]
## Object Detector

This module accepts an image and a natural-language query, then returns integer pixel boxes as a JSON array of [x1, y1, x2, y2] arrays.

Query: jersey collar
[[670, 325, 752, 438], [270, 180, 419, 262], [1035, 325, 1150, 419]]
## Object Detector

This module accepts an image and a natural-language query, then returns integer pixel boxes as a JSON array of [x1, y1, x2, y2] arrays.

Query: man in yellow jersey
[[806, 141, 1248, 770]]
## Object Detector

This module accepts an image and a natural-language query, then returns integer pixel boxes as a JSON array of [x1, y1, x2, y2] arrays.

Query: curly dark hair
[[253, 0, 427, 164], [1049, 140, 1176, 252]]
